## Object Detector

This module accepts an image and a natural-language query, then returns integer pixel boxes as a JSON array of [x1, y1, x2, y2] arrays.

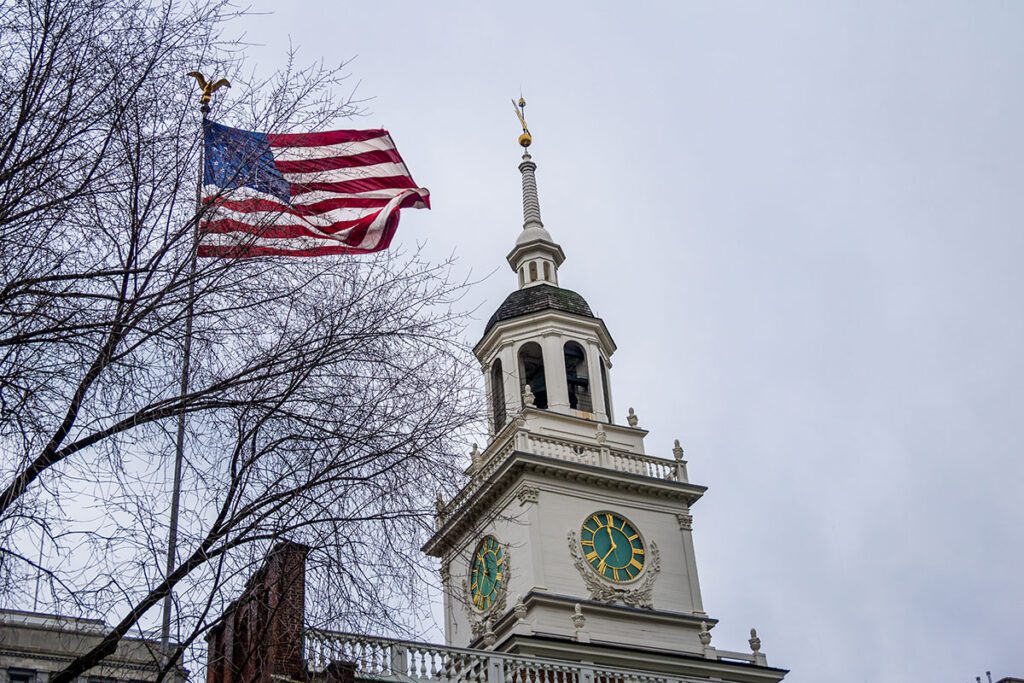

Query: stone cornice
[[474, 309, 616, 361]]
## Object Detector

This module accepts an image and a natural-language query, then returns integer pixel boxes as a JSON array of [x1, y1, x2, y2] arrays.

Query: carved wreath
[[462, 545, 512, 636], [568, 530, 660, 609]]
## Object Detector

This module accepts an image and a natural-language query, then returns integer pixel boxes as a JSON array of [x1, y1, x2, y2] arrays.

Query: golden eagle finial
[[188, 71, 231, 106], [512, 96, 532, 148]]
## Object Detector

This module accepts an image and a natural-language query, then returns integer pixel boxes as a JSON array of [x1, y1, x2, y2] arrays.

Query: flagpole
[[159, 73, 227, 660]]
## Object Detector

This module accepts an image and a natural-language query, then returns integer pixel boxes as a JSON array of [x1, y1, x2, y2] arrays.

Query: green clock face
[[470, 535, 505, 611], [580, 512, 645, 583]]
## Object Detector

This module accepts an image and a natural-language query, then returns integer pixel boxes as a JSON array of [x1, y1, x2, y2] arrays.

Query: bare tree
[[0, 0, 477, 680]]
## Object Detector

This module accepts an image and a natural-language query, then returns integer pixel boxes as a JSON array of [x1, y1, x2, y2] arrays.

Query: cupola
[[475, 100, 617, 433]]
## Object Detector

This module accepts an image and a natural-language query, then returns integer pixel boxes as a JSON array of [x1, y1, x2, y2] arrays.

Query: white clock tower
[[423, 102, 787, 683]]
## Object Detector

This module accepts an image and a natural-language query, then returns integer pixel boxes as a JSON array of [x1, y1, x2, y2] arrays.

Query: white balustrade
[[304, 631, 717, 683], [435, 425, 680, 526]]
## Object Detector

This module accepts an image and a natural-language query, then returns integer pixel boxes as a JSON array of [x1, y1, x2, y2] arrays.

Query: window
[[8, 670, 36, 683], [529, 262, 538, 282], [600, 357, 612, 420], [518, 267, 525, 287], [491, 360, 506, 432], [543, 262, 551, 282], [518, 342, 547, 409], [563, 342, 593, 412]]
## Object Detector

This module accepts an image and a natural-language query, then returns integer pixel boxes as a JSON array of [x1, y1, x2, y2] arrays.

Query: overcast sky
[[237, 3, 1022, 682]]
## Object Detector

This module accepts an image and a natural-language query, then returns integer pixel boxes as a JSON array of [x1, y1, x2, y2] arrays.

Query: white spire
[[520, 151, 544, 230], [508, 98, 564, 289], [515, 150, 555, 248]]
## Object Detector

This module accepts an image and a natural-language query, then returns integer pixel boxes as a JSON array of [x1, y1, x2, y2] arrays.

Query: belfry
[[420, 101, 789, 683]]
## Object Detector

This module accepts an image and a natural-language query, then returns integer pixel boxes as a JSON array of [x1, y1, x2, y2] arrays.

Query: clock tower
[[423, 102, 786, 683]]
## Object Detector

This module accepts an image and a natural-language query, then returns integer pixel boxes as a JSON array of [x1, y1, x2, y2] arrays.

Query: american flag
[[198, 121, 430, 258]]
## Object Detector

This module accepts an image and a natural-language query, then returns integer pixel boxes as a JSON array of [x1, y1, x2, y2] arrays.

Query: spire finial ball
[[513, 96, 532, 147]]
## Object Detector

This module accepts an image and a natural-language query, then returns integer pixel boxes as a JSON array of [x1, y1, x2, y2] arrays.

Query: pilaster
[[584, 338, 609, 423], [540, 333, 570, 414], [677, 511, 706, 615], [497, 344, 519, 416]]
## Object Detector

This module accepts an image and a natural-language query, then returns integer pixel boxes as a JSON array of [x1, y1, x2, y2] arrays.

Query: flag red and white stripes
[[198, 123, 430, 258]]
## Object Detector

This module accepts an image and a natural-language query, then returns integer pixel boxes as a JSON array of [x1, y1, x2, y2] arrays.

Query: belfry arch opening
[[518, 342, 547, 409], [529, 262, 538, 282], [563, 341, 593, 413], [491, 359, 506, 432]]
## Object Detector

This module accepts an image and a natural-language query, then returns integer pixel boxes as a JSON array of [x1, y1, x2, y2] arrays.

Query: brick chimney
[[206, 541, 309, 683]]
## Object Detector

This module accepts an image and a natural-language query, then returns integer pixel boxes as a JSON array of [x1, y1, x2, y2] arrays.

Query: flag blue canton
[[203, 121, 291, 203]]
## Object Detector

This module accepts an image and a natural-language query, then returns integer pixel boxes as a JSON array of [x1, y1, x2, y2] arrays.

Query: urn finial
[[627, 407, 639, 427], [749, 627, 761, 653]]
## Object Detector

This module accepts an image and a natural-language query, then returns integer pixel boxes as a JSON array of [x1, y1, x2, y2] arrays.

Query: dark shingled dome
[[484, 284, 595, 335]]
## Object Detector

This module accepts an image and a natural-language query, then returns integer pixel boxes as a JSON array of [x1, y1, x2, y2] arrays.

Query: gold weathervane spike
[[188, 71, 231, 107], [512, 96, 532, 148]]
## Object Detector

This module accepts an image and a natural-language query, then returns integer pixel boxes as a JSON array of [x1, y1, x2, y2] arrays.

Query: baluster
[[447, 652, 457, 682], [438, 649, 450, 682], [419, 649, 428, 679], [417, 648, 427, 680], [306, 636, 317, 670]]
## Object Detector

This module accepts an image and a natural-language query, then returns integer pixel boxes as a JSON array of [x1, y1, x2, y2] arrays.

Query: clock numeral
[[629, 558, 643, 570]]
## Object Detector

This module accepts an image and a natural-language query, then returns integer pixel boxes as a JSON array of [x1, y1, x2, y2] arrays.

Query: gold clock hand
[[596, 544, 616, 573]]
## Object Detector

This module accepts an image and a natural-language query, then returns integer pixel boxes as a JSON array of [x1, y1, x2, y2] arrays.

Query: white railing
[[304, 631, 719, 683], [436, 424, 684, 526]]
